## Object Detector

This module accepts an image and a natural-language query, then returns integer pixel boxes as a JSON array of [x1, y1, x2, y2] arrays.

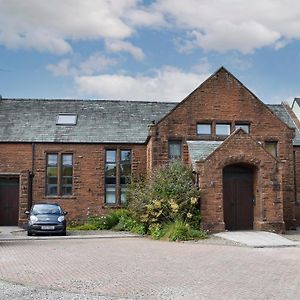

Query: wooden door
[[223, 166, 254, 230], [0, 178, 19, 226]]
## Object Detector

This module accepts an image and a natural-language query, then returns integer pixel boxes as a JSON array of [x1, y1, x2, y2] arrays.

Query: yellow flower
[[145, 204, 153, 211], [190, 197, 197, 205], [140, 214, 148, 222], [171, 203, 179, 213], [187, 213, 193, 219], [153, 200, 161, 209]]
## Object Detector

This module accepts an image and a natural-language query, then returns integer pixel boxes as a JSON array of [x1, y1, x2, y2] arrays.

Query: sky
[[0, 0, 300, 104]]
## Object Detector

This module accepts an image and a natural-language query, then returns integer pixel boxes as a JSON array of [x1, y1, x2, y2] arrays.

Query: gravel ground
[[0, 280, 114, 300]]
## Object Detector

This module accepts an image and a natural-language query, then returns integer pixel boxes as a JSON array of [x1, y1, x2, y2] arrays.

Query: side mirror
[[63, 211, 68, 216], [25, 210, 30, 215]]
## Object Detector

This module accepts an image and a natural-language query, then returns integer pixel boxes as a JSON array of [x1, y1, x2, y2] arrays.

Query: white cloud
[[79, 53, 117, 75], [47, 59, 75, 77], [2, 0, 300, 55], [105, 40, 145, 60], [126, 6, 165, 27], [74, 66, 210, 101], [191, 21, 280, 54], [0, 0, 138, 54], [47, 53, 116, 76], [153, 0, 300, 53]]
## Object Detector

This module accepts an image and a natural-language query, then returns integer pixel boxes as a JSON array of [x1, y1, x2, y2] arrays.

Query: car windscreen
[[31, 204, 62, 215]]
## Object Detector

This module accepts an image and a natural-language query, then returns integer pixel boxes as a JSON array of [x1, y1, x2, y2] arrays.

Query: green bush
[[127, 161, 201, 227], [148, 223, 164, 240], [68, 162, 206, 241], [162, 221, 207, 241], [125, 161, 207, 241], [68, 223, 98, 231], [125, 176, 149, 221], [114, 215, 146, 234]]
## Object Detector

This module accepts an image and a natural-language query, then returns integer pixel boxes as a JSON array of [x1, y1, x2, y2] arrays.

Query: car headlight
[[30, 215, 38, 223], [58, 216, 65, 222]]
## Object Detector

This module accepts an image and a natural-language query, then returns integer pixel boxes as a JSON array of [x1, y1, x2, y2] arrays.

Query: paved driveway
[[1, 237, 300, 299]]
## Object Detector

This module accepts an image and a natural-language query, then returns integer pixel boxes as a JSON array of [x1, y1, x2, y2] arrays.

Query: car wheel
[[27, 231, 32, 236]]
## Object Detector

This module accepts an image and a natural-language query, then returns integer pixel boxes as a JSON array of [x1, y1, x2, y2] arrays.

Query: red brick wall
[[196, 131, 284, 232], [0, 143, 32, 225], [0, 143, 147, 224], [294, 147, 300, 225], [149, 68, 296, 229], [33, 143, 147, 222]]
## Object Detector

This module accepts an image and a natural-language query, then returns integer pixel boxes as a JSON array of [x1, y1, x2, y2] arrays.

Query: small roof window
[[56, 114, 77, 125]]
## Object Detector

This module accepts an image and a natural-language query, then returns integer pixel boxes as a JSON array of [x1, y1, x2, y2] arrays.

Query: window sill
[[44, 195, 76, 200], [102, 204, 125, 209]]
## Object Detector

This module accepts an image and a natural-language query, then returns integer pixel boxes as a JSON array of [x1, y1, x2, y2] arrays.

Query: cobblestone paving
[[1, 237, 300, 299]]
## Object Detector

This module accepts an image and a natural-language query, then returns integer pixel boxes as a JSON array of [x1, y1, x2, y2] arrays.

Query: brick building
[[1, 67, 300, 232]]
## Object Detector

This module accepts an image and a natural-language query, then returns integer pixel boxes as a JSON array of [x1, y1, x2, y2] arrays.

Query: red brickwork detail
[[0, 68, 298, 230], [151, 68, 296, 231], [0, 143, 146, 224], [196, 130, 285, 233], [33, 143, 146, 222]]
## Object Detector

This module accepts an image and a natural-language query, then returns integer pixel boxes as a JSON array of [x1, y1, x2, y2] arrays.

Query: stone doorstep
[[214, 231, 299, 248]]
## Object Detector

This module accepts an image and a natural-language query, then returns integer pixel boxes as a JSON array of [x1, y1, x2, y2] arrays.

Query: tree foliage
[[126, 161, 201, 229]]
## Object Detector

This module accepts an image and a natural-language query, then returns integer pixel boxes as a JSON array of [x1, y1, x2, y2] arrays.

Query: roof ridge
[[0, 98, 178, 105]]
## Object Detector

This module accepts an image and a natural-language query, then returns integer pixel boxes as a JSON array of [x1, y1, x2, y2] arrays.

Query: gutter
[[28, 143, 35, 209]]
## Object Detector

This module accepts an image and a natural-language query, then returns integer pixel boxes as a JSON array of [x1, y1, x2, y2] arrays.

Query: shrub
[[125, 176, 149, 221], [148, 223, 164, 240], [125, 161, 208, 241], [114, 215, 146, 234], [68, 223, 98, 231], [162, 221, 207, 241], [86, 216, 110, 230], [126, 161, 201, 227]]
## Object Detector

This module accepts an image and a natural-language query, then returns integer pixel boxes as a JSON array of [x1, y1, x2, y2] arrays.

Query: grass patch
[[161, 221, 207, 241]]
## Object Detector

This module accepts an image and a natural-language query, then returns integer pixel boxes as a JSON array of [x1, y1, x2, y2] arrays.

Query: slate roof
[[1, 99, 299, 146], [0, 99, 177, 143], [267, 104, 300, 146], [187, 140, 223, 167]]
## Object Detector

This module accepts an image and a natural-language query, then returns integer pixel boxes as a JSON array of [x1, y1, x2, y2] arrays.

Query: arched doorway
[[223, 164, 254, 230]]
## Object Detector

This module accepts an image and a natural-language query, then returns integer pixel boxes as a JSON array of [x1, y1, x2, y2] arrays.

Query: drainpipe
[[28, 143, 35, 209], [294, 150, 298, 204]]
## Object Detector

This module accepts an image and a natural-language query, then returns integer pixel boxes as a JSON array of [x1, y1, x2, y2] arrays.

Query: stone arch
[[217, 155, 262, 170]]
